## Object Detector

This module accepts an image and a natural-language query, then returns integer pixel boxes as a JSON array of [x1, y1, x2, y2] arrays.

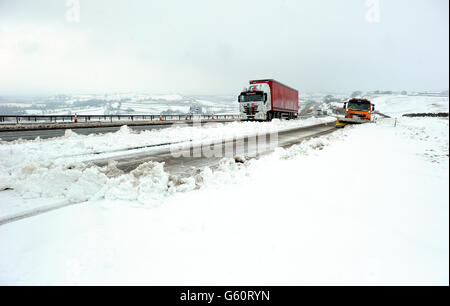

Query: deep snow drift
[[0, 116, 448, 285]]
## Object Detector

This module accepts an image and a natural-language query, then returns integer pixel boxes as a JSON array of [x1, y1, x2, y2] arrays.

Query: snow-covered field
[[0, 114, 448, 285], [369, 95, 449, 118], [1, 93, 239, 116]]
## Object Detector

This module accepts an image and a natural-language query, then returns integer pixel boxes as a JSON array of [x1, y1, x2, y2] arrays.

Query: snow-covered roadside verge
[[0, 117, 448, 285]]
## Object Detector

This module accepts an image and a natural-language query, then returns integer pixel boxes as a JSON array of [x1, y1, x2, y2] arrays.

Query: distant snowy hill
[[0, 94, 239, 116], [368, 94, 449, 117]]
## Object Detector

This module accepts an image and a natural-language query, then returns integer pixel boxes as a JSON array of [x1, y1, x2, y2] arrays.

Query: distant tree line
[[322, 95, 343, 103]]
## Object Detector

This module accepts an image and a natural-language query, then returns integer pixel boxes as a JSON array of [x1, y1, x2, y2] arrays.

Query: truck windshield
[[348, 102, 371, 111], [239, 93, 264, 102]]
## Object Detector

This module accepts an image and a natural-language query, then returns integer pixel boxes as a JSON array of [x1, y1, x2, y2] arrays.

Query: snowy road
[[0, 118, 337, 223], [0, 120, 336, 225], [92, 121, 337, 175]]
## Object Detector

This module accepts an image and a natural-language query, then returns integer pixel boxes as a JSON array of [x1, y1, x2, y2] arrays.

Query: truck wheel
[[267, 112, 272, 122]]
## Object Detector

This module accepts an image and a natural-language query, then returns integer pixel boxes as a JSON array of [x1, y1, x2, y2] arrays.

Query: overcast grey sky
[[0, 0, 448, 95]]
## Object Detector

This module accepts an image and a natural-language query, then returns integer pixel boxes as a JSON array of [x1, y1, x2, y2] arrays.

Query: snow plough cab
[[336, 98, 375, 128]]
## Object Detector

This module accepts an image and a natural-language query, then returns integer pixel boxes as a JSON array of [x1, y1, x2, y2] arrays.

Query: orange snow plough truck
[[336, 98, 375, 128]]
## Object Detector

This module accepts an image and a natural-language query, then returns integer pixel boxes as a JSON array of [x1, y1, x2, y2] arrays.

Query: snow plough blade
[[336, 119, 347, 128], [336, 117, 369, 127]]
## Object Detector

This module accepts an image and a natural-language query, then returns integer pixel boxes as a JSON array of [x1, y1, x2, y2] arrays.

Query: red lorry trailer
[[238, 79, 299, 121]]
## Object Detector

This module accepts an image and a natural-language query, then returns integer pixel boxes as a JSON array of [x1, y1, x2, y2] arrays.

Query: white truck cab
[[238, 83, 272, 121]]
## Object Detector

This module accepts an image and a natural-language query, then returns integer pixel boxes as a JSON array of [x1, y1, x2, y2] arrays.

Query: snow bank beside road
[[0, 117, 448, 285], [0, 155, 246, 219], [0, 117, 334, 163]]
